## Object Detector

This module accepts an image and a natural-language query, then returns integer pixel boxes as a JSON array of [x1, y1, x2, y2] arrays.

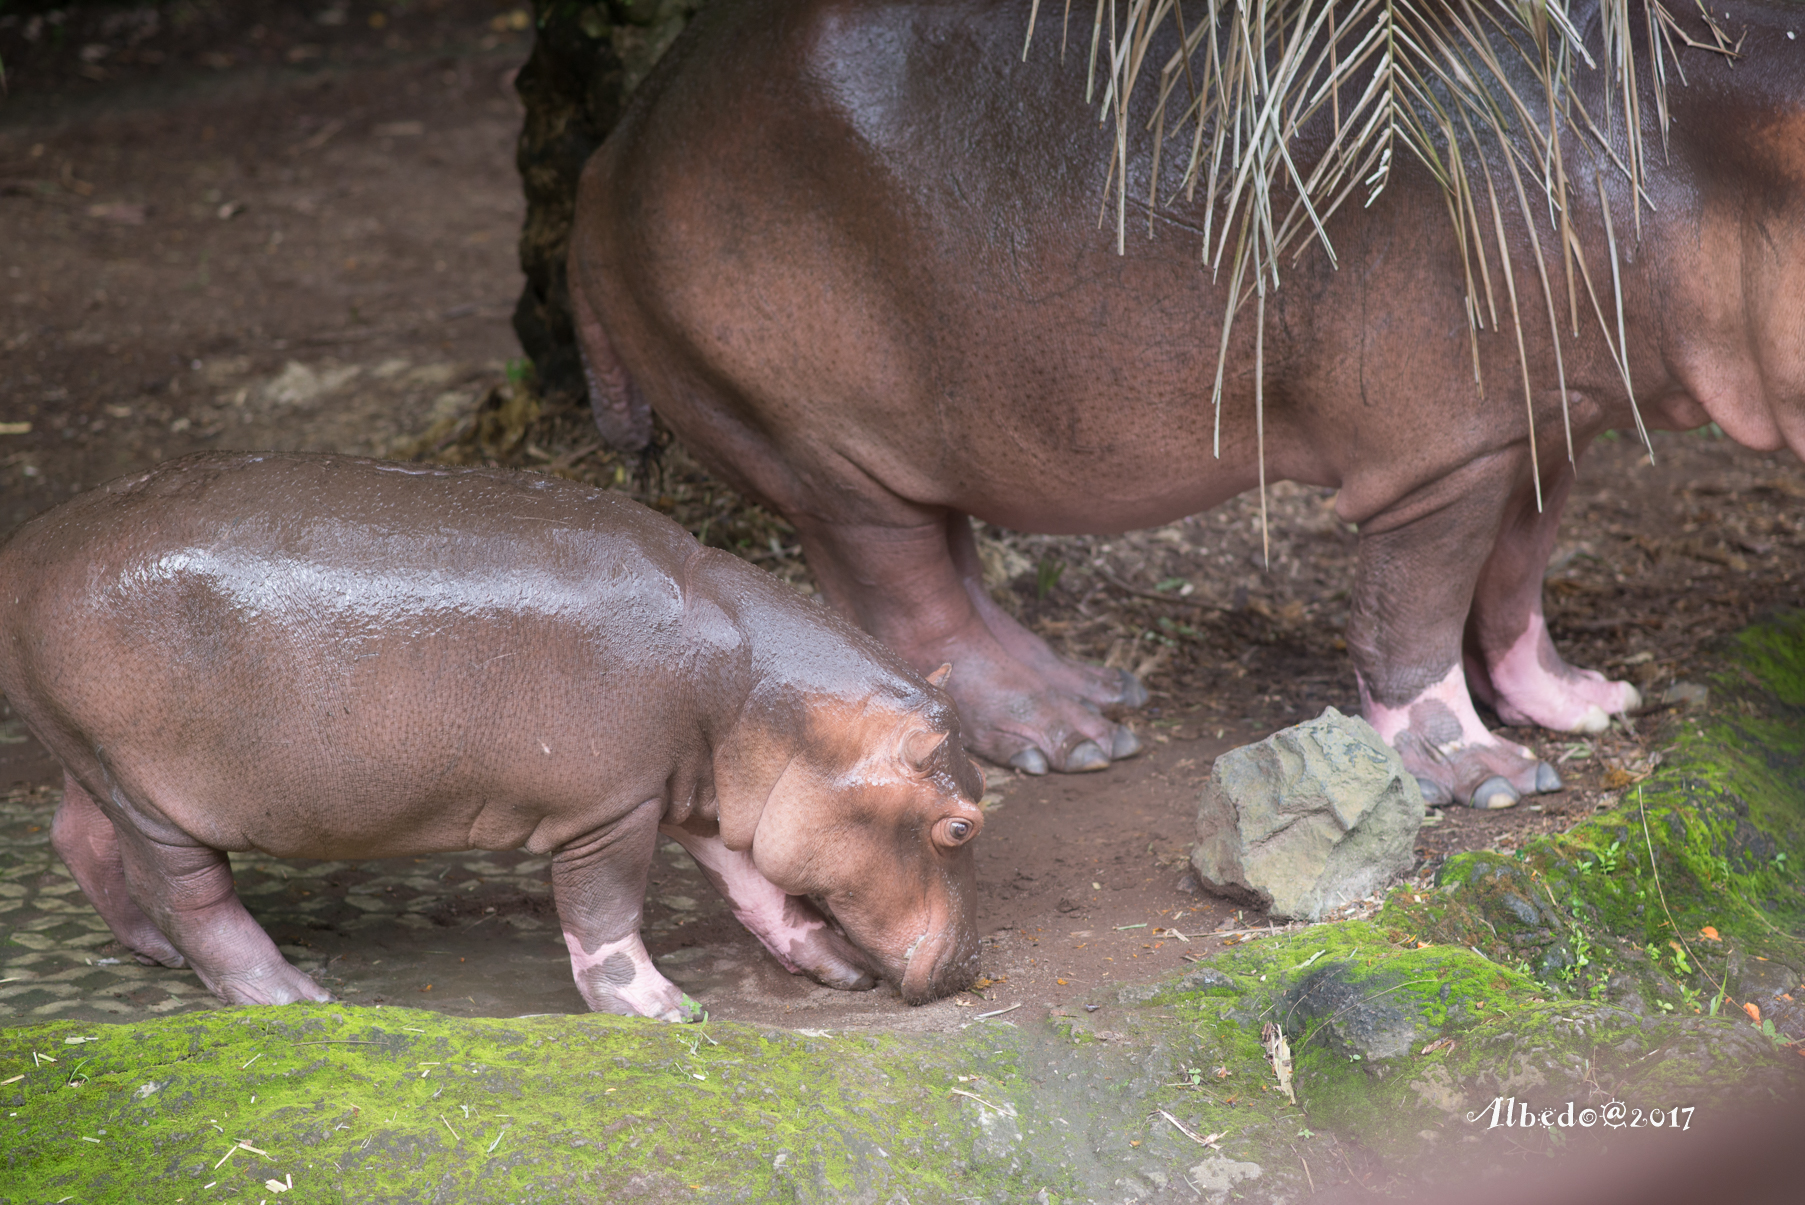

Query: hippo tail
[[571, 272, 653, 454]]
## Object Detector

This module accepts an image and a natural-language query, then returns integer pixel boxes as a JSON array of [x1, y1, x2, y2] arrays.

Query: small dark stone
[[1498, 893, 1540, 928]]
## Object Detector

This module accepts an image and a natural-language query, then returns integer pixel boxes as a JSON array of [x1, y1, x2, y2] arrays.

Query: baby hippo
[[0, 452, 986, 1019]]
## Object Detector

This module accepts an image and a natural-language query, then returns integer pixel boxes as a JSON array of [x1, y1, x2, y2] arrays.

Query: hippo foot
[[1364, 665, 1561, 809], [196, 960, 334, 1007], [1468, 612, 1641, 734], [660, 827, 880, 990], [563, 930, 696, 1021], [918, 627, 1144, 774], [763, 899, 880, 992]]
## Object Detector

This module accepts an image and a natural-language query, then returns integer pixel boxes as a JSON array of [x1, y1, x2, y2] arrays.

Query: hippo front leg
[[795, 508, 1143, 775], [660, 826, 878, 991], [552, 799, 700, 1021], [1462, 462, 1642, 733], [1348, 458, 1561, 809]]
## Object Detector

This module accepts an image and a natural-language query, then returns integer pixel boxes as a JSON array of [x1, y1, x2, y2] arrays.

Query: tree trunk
[[513, 0, 700, 403]]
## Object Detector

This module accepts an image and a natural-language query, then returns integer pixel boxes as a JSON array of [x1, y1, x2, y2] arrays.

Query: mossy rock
[[5, 614, 1802, 1200]]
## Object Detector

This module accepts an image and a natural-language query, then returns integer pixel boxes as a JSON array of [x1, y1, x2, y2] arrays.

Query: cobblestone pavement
[[0, 774, 968, 1031]]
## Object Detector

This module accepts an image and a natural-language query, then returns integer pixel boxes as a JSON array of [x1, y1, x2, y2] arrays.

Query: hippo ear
[[926, 663, 953, 688], [900, 726, 950, 775]]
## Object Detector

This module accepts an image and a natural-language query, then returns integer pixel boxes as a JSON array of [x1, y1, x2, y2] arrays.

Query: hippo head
[[716, 666, 987, 1004]]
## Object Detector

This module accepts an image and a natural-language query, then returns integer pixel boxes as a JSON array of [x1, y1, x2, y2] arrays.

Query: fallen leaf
[[1699, 926, 1721, 942], [86, 201, 146, 225], [1261, 1022, 1296, 1106], [1744, 1001, 1762, 1025]]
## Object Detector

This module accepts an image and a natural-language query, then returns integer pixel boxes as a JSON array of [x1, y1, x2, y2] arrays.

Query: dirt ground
[[1, 4, 1801, 1035]]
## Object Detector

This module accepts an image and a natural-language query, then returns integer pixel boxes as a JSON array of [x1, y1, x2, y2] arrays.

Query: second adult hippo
[[568, 0, 1805, 807], [0, 452, 986, 1018]]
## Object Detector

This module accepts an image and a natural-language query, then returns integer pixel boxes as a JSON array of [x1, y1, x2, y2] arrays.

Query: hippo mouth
[[899, 921, 979, 1005]]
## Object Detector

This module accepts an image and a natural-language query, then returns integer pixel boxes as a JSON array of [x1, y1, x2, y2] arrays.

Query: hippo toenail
[[1110, 726, 1142, 759], [1534, 762, 1563, 793], [1009, 747, 1050, 775], [1116, 671, 1150, 709], [1064, 740, 1110, 772], [1414, 775, 1453, 808], [1469, 776, 1520, 809]]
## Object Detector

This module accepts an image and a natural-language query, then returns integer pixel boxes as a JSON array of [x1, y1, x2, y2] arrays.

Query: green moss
[[0, 1006, 1061, 1203], [1378, 611, 1805, 1017]]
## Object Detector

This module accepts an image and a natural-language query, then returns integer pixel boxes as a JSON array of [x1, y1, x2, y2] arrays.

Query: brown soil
[[0, 5, 1801, 1032]]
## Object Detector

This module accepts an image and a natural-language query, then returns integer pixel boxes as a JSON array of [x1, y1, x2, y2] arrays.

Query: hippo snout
[[899, 922, 980, 1005]]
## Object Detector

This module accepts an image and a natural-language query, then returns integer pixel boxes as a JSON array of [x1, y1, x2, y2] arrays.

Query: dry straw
[[1025, 0, 1738, 549]]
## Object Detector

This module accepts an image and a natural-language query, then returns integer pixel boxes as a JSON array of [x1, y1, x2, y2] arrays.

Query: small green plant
[[1035, 558, 1065, 600], [1670, 944, 1694, 976]]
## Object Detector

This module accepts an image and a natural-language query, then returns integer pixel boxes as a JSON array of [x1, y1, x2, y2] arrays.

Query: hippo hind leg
[[97, 791, 331, 1006], [51, 774, 185, 968], [1463, 462, 1642, 734]]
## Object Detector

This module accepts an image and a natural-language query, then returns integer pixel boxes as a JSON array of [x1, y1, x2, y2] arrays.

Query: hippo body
[[0, 452, 985, 1017], [568, 0, 1805, 806]]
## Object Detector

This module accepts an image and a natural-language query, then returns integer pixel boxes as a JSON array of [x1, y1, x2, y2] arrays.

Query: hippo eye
[[935, 816, 977, 846]]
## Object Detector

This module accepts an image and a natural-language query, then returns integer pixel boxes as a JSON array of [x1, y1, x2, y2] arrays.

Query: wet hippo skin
[[0, 452, 986, 1018], [567, 0, 1805, 806]]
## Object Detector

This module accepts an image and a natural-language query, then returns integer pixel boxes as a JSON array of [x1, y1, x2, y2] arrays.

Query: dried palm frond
[[1025, 0, 1738, 545]]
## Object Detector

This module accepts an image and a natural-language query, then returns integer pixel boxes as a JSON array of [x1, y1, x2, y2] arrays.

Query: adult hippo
[[0, 453, 985, 1018], [567, 0, 1805, 806]]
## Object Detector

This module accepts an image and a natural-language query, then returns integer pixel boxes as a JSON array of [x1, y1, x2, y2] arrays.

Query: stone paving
[[0, 781, 964, 1030]]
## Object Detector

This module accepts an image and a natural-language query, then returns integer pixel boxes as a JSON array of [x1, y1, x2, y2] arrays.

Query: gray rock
[[1188, 1155, 1263, 1204], [1174, 966, 1238, 994], [1661, 680, 1709, 708], [1191, 707, 1423, 921]]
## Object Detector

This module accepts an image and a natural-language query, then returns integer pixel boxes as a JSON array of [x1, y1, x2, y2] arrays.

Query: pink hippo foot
[[661, 828, 878, 990], [1363, 665, 1562, 810], [562, 930, 703, 1021], [1469, 612, 1642, 735]]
